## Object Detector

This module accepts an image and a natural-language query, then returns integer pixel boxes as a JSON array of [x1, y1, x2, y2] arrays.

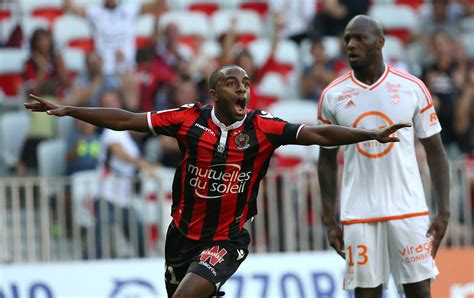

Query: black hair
[[30, 28, 53, 53], [208, 64, 241, 89]]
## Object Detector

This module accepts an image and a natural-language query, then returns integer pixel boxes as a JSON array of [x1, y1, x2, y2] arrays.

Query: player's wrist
[[323, 216, 339, 227], [436, 211, 450, 220]]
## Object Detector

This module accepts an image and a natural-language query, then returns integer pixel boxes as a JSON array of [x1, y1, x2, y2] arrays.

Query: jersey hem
[[341, 211, 429, 225]]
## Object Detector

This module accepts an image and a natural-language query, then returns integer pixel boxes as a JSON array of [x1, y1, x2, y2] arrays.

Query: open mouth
[[348, 52, 359, 62], [234, 97, 246, 115]]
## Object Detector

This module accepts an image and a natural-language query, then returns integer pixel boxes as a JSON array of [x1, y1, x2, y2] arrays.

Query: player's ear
[[376, 36, 385, 51], [209, 89, 219, 103]]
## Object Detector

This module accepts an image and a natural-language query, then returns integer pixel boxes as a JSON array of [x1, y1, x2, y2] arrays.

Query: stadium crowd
[[0, 0, 473, 258]]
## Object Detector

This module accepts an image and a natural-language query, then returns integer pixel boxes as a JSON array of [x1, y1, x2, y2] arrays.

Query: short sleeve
[[257, 111, 303, 146], [412, 83, 441, 139], [317, 90, 336, 126], [147, 104, 197, 137], [317, 86, 340, 149]]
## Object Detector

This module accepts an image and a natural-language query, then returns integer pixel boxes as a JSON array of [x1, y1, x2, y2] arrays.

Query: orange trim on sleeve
[[341, 211, 429, 225], [318, 117, 332, 124], [420, 103, 433, 114], [317, 73, 351, 124], [390, 68, 433, 107]]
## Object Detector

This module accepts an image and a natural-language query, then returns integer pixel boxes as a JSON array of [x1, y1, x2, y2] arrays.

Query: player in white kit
[[317, 16, 450, 298]]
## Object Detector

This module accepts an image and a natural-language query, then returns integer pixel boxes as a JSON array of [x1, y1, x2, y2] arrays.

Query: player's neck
[[352, 62, 386, 86]]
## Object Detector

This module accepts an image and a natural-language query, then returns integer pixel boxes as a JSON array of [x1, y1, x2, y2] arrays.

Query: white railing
[[0, 162, 472, 264]]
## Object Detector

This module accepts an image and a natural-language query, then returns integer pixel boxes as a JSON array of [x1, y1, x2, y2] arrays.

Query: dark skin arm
[[317, 147, 345, 258], [297, 123, 411, 146], [419, 134, 450, 258], [25, 94, 148, 132]]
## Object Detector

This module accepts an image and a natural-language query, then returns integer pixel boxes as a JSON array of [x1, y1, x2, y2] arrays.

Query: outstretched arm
[[420, 134, 450, 258], [317, 147, 345, 258], [25, 94, 149, 133], [297, 123, 411, 146], [63, 0, 86, 17], [141, 0, 166, 14]]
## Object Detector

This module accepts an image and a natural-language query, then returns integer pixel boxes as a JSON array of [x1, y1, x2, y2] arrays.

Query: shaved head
[[208, 64, 244, 89], [343, 14, 386, 82], [346, 15, 384, 38]]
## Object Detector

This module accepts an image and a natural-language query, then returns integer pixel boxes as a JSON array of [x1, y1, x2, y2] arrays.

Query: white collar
[[211, 107, 246, 131]]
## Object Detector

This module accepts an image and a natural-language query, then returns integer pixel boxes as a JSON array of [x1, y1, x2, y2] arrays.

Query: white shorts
[[342, 215, 439, 292]]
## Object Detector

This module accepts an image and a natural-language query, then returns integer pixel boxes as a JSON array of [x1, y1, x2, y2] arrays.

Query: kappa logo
[[200, 246, 228, 266], [236, 249, 246, 261]]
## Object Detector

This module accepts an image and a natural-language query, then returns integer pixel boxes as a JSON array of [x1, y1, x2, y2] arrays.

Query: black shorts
[[164, 222, 250, 294]]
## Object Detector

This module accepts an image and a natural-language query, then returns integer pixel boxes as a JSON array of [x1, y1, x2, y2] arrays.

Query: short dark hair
[[208, 64, 241, 89]]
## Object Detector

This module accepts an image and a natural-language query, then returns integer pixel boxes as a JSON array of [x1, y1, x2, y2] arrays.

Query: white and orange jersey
[[317, 65, 441, 224]]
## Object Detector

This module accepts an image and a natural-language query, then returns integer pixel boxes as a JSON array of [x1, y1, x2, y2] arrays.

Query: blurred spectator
[[221, 18, 286, 109], [138, 21, 184, 111], [156, 76, 198, 168], [453, 62, 473, 155], [418, 0, 464, 37], [16, 28, 70, 176], [310, 0, 369, 39], [67, 51, 119, 107], [408, 0, 465, 69], [94, 89, 156, 258], [65, 119, 101, 176], [23, 28, 70, 97], [422, 31, 468, 156], [63, 0, 165, 76], [300, 38, 335, 101], [269, 0, 315, 44]]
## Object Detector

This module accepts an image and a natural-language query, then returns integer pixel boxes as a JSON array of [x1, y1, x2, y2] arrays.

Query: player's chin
[[348, 60, 362, 69]]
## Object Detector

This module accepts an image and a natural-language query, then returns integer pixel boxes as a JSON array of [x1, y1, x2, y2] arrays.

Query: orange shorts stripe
[[341, 211, 429, 225]]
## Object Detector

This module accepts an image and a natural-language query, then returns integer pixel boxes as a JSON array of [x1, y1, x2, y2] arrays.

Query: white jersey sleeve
[[412, 82, 442, 139]]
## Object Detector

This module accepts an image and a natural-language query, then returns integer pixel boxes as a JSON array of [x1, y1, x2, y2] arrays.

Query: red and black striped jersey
[[147, 103, 304, 241]]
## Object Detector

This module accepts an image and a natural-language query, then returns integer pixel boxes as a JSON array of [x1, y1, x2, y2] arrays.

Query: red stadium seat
[[0, 74, 23, 97], [250, 95, 279, 111], [68, 38, 94, 53], [385, 28, 412, 45], [236, 33, 257, 47], [211, 10, 263, 46], [239, 1, 269, 17], [395, 0, 424, 10], [54, 15, 93, 52], [188, 2, 220, 16], [31, 8, 64, 26], [135, 36, 152, 49], [0, 49, 28, 97], [369, 4, 417, 45], [0, 9, 11, 21], [135, 15, 154, 50]]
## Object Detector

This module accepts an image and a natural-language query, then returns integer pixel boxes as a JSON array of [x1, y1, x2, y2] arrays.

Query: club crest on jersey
[[385, 82, 401, 104], [235, 133, 250, 150]]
